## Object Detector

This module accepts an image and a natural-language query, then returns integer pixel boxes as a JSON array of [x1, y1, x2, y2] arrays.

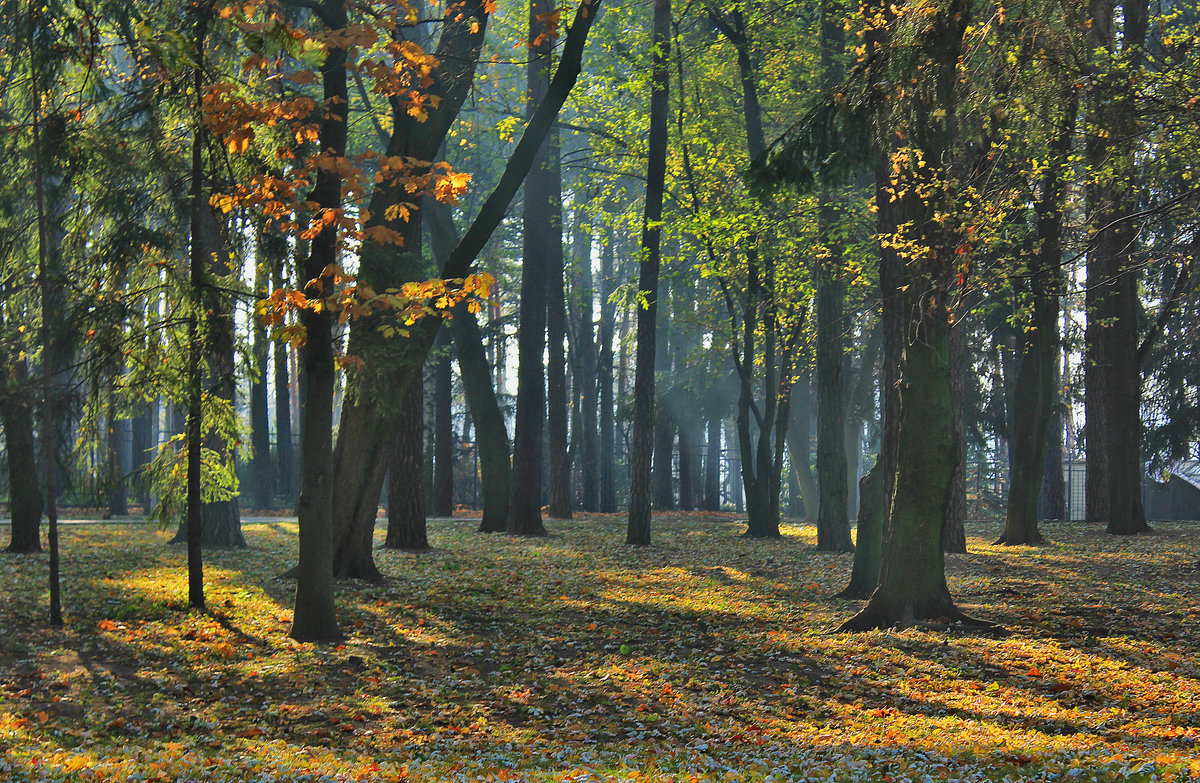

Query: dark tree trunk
[[814, 0, 851, 553], [546, 159, 571, 519], [786, 374, 817, 523], [274, 256, 295, 506], [290, 0, 348, 641], [652, 421, 675, 510], [841, 0, 987, 631], [677, 423, 697, 510], [2, 358, 43, 553], [432, 327, 455, 518], [598, 227, 617, 513], [570, 216, 600, 512], [508, 0, 557, 536], [385, 380, 429, 550], [836, 456, 884, 599], [425, 202, 512, 533], [626, 0, 670, 546], [131, 399, 154, 513], [942, 318, 967, 554], [1000, 101, 1073, 545], [704, 416, 721, 512], [107, 403, 131, 517], [1039, 357, 1067, 521], [250, 229, 282, 510]]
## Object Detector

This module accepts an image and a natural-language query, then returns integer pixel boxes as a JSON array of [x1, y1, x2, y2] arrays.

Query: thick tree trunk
[[2, 359, 43, 552], [385, 381, 429, 550], [432, 328, 454, 518], [841, 304, 965, 628], [626, 0, 670, 546]]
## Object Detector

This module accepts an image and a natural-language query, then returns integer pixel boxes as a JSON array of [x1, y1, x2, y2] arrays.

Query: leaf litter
[[0, 514, 1198, 781]]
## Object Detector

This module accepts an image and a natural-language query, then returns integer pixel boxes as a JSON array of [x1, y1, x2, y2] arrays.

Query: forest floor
[[1, 514, 1198, 782]]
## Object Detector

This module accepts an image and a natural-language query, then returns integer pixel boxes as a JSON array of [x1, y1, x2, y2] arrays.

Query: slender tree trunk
[[432, 327, 454, 517], [546, 161, 572, 519], [598, 227, 617, 513], [626, 0, 670, 545], [1000, 102, 1073, 545], [291, 0, 348, 641], [508, 0, 557, 536], [704, 415, 721, 511], [385, 380, 429, 550], [652, 421, 675, 510], [814, 0, 851, 553], [942, 319, 967, 554], [107, 402, 131, 517], [786, 374, 817, 522], [250, 230, 280, 510], [425, 202, 513, 533], [571, 217, 600, 512], [274, 256, 295, 506]]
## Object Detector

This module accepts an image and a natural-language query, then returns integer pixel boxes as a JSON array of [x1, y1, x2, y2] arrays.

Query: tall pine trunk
[[626, 0, 671, 545]]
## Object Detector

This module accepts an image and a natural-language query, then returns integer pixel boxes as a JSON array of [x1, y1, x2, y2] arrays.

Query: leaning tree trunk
[[385, 380, 430, 550]]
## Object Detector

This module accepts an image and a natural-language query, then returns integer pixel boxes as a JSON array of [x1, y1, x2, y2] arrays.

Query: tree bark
[[274, 257, 295, 506], [704, 415, 721, 511], [431, 327, 454, 518], [786, 374, 817, 522], [385, 380, 429, 550], [546, 153, 572, 519], [626, 0, 671, 546], [999, 101, 1073, 545], [570, 214, 600, 512], [2, 357, 43, 553], [836, 456, 884, 599], [598, 226, 617, 513], [942, 318, 967, 554], [290, 0, 348, 641]]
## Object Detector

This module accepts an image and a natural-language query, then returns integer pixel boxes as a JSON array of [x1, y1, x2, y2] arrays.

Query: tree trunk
[[249, 229, 281, 510], [704, 415, 721, 511], [942, 318, 967, 554], [385, 380, 429, 550], [677, 423, 696, 510], [571, 216, 600, 512], [2, 358, 42, 553], [290, 0, 348, 642], [431, 327, 455, 518], [546, 161, 572, 519], [814, 0, 851, 553], [786, 374, 817, 522], [652, 420, 675, 510], [626, 0, 670, 546], [836, 456, 884, 599], [1000, 101, 1073, 545], [508, 0, 556, 536], [274, 256, 295, 506], [598, 227, 618, 513]]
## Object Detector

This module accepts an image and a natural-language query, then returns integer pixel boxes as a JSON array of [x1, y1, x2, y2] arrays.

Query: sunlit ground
[[1, 514, 1198, 781]]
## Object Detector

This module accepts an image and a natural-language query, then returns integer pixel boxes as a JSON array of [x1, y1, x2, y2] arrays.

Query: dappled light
[[2, 515, 1198, 780]]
